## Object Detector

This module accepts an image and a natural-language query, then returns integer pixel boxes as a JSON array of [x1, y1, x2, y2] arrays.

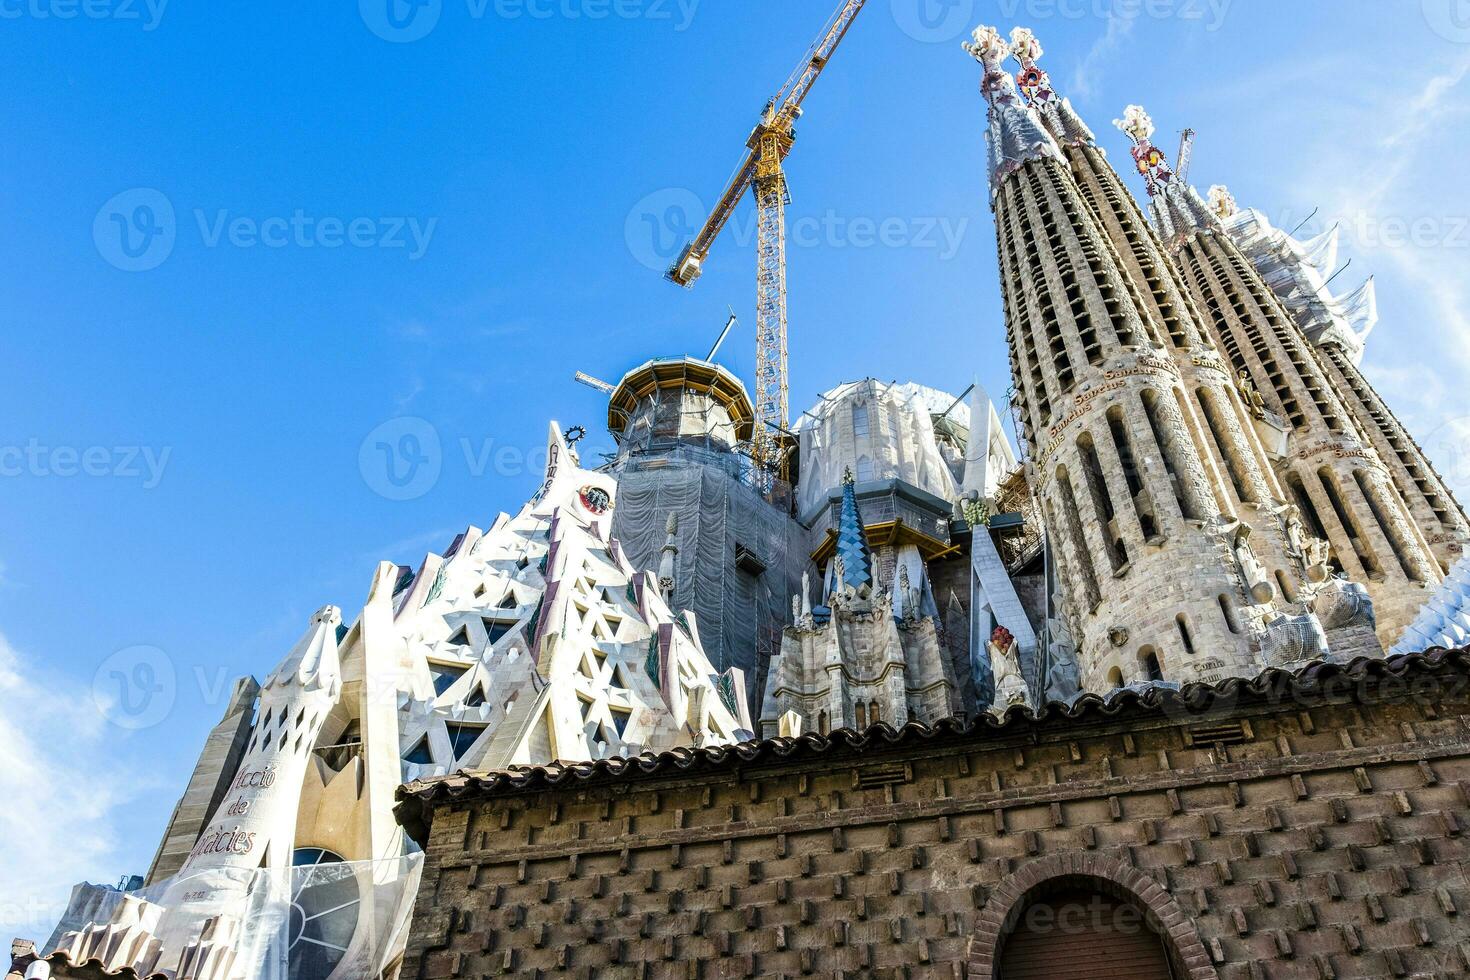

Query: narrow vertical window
[[1107, 407, 1157, 540], [1218, 595, 1240, 634], [1141, 389, 1203, 521], [852, 403, 870, 437], [1056, 467, 1102, 610], [1353, 469, 1422, 583], [1176, 615, 1195, 657], [1078, 433, 1127, 571], [1320, 468, 1380, 577]]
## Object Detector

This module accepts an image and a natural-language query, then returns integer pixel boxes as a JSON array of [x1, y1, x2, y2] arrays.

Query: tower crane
[[1175, 128, 1197, 184], [666, 0, 869, 477]]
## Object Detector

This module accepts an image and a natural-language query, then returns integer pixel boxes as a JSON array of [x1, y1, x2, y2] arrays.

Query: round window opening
[[288, 847, 361, 980]]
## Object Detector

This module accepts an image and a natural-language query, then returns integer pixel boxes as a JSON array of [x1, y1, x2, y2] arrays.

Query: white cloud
[[1070, 15, 1136, 99], [1265, 54, 1470, 505], [0, 631, 135, 944]]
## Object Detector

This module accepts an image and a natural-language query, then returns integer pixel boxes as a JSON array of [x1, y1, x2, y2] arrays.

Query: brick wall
[[398, 652, 1470, 979]]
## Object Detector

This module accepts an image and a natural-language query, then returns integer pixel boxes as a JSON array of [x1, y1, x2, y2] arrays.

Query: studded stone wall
[[399, 654, 1470, 979]]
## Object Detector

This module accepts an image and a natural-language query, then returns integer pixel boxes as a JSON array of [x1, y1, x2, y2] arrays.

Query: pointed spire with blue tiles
[[830, 467, 873, 599]]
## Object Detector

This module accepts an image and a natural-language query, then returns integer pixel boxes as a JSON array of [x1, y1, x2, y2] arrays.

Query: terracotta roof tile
[[393, 647, 1469, 845]]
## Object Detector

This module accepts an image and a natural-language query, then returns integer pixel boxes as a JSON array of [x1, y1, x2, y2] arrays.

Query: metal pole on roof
[[938, 384, 976, 421], [1287, 207, 1320, 238], [1322, 259, 1352, 289], [707, 307, 739, 362]]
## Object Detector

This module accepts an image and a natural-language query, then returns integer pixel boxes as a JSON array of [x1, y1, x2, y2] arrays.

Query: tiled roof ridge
[[395, 648, 1469, 822]]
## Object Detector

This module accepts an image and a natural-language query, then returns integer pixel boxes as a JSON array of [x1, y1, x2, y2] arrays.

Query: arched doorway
[[966, 854, 1218, 980], [998, 888, 1175, 979]]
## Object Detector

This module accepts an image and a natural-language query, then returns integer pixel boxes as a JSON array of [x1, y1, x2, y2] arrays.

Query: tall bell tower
[[965, 25, 1325, 688], [1113, 105, 1441, 644]]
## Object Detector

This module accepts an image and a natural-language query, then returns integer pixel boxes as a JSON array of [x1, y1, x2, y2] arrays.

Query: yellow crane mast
[[666, 0, 868, 478]]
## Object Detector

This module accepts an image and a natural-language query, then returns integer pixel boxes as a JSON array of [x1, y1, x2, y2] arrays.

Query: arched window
[[1141, 648, 1164, 682], [817, 710, 829, 735], [855, 456, 875, 483], [1107, 667, 1125, 689], [854, 702, 867, 729], [852, 403, 870, 437], [869, 700, 881, 725]]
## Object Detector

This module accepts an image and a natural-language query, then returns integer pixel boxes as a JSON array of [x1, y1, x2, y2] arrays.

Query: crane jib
[[661, 0, 869, 477]]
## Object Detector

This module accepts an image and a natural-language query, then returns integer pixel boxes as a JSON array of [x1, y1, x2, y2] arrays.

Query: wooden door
[[998, 890, 1175, 980]]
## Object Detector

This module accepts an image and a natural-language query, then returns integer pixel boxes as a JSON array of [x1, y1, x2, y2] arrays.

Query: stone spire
[[262, 604, 343, 697], [1007, 27, 1096, 146], [964, 32, 1313, 688], [1112, 104, 1219, 244], [963, 24, 1061, 194], [184, 606, 343, 875], [830, 467, 873, 599], [657, 512, 679, 604]]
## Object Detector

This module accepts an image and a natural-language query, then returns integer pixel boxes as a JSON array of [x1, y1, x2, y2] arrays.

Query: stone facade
[[967, 26, 1332, 691], [1215, 198, 1470, 572], [1094, 104, 1445, 645], [761, 471, 965, 736], [395, 648, 1470, 979]]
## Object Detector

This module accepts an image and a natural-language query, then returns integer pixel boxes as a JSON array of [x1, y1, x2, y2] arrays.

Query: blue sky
[[3, 0, 1468, 939]]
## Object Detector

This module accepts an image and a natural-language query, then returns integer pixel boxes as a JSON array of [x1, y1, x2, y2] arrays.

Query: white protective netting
[[43, 852, 423, 980], [610, 452, 810, 707]]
